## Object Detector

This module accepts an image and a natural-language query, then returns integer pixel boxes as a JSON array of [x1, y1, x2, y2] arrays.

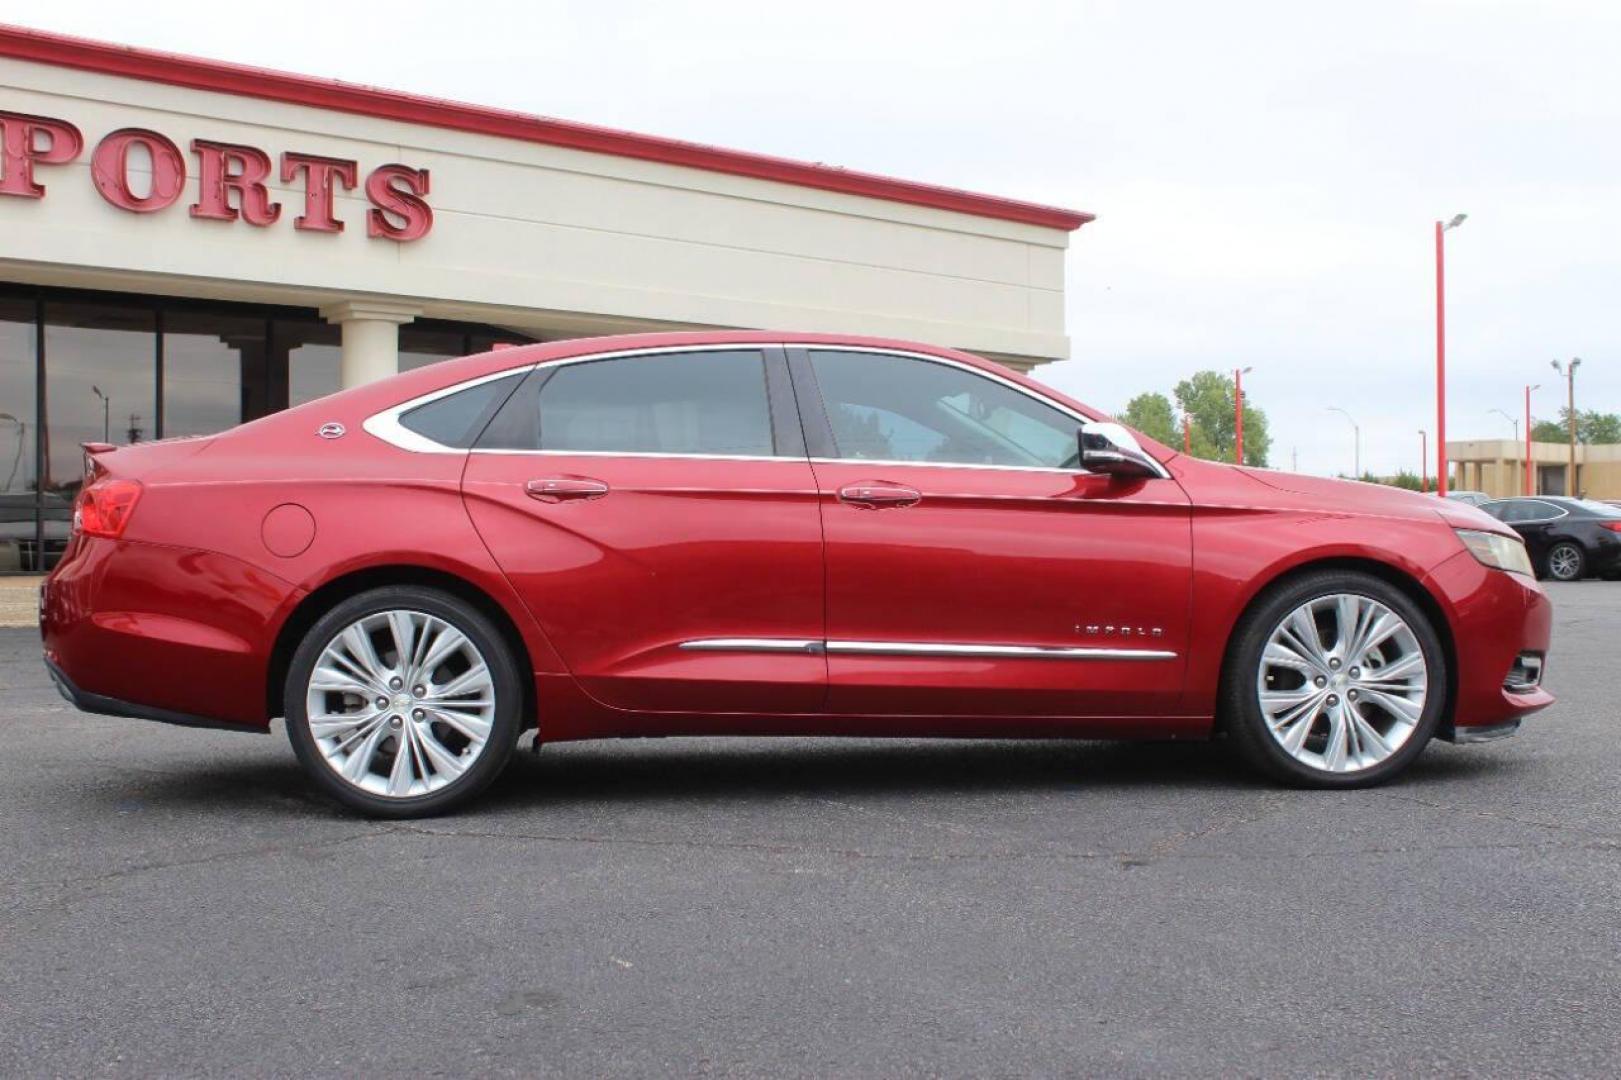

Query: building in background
[[1446, 439, 1621, 500], [0, 24, 1089, 571]]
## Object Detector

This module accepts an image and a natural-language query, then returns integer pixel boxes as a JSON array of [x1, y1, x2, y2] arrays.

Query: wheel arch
[[266, 564, 537, 727], [1214, 555, 1459, 735]]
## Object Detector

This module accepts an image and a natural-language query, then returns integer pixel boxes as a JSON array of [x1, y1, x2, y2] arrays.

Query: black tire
[[1544, 542, 1586, 582], [284, 585, 524, 818], [1221, 570, 1448, 789]]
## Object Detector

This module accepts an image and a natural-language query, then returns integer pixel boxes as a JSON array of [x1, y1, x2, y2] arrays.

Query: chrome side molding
[[678, 638, 1176, 660]]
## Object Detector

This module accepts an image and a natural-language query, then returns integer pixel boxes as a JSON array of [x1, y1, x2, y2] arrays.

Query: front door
[[790, 348, 1192, 720], [462, 347, 826, 714]]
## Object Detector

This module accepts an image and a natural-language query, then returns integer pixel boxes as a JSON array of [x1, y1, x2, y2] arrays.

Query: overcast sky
[[14, 0, 1620, 476]]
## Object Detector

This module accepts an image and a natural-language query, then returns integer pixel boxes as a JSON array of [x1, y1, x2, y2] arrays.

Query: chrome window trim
[[364, 342, 1171, 480], [364, 365, 540, 454], [678, 638, 1177, 661]]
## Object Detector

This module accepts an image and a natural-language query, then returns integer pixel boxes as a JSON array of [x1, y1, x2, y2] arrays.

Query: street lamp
[[1233, 366, 1253, 465], [1489, 408, 1519, 441], [1551, 359, 1582, 495], [1435, 213, 1467, 496], [1418, 429, 1428, 493], [90, 384, 110, 443], [1327, 406, 1360, 478], [0, 412, 23, 493], [1524, 383, 1540, 495]]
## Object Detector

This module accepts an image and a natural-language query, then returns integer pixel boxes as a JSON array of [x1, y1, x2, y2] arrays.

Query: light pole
[[1327, 406, 1360, 478], [1551, 359, 1582, 495], [1233, 366, 1252, 465], [1435, 213, 1466, 496], [1418, 429, 1428, 493], [1488, 408, 1519, 442], [1524, 383, 1539, 495], [91, 385, 110, 443], [0, 412, 23, 493]]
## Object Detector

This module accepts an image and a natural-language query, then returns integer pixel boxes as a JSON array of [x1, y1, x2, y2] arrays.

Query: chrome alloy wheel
[[1255, 593, 1429, 774], [1548, 544, 1582, 581], [304, 610, 496, 798]]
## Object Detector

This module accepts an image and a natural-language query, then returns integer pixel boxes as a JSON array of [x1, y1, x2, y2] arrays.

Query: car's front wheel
[[1222, 571, 1447, 788], [284, 586, 524, 817]]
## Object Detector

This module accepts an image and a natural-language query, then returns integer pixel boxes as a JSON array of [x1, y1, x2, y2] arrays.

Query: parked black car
[[1479, 497, 1621, 581]]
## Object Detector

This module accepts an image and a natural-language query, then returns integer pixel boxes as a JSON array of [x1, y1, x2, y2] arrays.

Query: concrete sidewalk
[[0, 575, 41, 629]]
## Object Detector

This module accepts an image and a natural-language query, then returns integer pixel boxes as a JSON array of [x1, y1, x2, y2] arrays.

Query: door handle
[[837, 482, 921, 509], [525, 476, 610, 502]]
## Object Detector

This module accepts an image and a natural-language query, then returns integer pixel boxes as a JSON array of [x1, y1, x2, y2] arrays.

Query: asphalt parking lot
[[2, 582, 1618, 1078]]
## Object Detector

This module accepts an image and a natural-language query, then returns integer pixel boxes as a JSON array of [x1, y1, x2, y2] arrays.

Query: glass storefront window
[[163, 311, 269, 437], [280, 320, 341, 407], [400, 326, 468, 372], [42, 301, 157, 498], [0, 297, 36, 572]]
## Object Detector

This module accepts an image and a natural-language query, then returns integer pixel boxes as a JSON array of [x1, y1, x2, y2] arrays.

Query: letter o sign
[[91, 128, 187, 213]]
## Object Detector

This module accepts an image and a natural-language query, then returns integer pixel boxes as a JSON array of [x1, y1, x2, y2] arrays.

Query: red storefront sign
[[0, 110, 432, 240]]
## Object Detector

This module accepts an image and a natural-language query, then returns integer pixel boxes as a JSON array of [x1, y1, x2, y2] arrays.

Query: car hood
[[1218, 465, 1517, 537]]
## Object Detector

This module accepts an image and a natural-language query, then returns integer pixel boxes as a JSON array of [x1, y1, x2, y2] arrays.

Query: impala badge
[[1079, 623, 1165, 639], [317, 422, 346, 440]]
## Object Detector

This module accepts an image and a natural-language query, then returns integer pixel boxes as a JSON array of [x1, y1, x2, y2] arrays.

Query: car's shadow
[[113, 732, 1515, 819]]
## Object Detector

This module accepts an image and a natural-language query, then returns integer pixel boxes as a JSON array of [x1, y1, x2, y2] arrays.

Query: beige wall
[[1447, 439, 1621, 499], [0, 56, 1073, 377]]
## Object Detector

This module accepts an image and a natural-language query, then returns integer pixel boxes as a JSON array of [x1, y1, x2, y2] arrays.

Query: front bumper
[[1425, 550, 1555, 738]]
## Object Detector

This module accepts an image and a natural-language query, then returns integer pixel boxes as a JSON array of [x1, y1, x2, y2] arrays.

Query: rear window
[[399, 373, 525, 448]]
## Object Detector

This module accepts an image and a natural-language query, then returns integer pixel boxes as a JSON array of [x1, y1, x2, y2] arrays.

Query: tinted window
[[1571, 498, 1621, 518], [809, 351, 1079, 468], [400, 373, 524, 448], [1480, 502, 1511, 521], [482, 350, 776, 456]]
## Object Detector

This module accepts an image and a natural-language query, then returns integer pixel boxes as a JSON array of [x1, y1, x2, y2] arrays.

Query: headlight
[[1456, 529, 1534, 576]]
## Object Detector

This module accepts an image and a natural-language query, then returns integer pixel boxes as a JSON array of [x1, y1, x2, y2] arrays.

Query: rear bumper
[[45, 655, 264, 733], [41, 536, 297, 730]]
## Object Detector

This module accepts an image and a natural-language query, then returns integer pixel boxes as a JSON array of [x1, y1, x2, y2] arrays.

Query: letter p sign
[[0, 111, 84, 198]]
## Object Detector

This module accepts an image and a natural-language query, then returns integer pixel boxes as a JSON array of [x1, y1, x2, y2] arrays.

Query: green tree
[[1120, 392, 1179, 446], [1531, 408, 1621, 444], [1531, 417, 1565, 443], [1173, 370, 1271, 467]]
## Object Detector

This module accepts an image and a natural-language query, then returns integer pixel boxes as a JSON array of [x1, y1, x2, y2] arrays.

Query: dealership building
[[0, 24, 1089, 572]]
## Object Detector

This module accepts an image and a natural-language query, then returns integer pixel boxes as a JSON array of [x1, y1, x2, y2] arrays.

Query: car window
[[478, 350, 778, 456], [1572, 498, 1621, 518], [808, 350, 1080, 469], [1522, 500, 1567, 521], [1480, 501, 1512, 521], [399, 372, 525, 448]]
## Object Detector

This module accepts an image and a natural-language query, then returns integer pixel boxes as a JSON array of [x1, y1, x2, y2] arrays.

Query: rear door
[[790, 348, 1193, 720], [461, 346, 826, 714]]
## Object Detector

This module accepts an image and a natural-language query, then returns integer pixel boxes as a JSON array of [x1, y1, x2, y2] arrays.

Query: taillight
[[73, 478, 143, 539], [1603, 522, 1621, 533]]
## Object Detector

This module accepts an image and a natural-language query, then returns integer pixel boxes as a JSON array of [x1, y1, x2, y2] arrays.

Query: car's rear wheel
[[1222, 571, 1446, 788], [284, 586, 524, 817], [1545, 542, 1585, 582]]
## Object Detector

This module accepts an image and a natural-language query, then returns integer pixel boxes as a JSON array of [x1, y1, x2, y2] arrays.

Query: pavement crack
[[0, 826, 403, 891]]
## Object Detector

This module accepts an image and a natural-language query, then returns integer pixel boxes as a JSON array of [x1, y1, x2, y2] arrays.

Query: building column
[[319, 301, 421, 389]]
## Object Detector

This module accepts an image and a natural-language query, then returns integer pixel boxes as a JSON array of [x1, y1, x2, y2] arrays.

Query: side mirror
[[1079, 422, 1164, 480]]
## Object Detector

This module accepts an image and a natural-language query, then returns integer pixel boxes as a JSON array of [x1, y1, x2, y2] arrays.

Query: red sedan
[[41, 333, 1553, 816]]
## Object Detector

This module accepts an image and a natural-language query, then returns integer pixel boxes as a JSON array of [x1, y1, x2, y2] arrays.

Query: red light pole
[[1524, 383, 1539, 495], [1418, 430, 1428, 492], [1233, 366, 1252, 465], [1435, 213, 1467, 496]]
